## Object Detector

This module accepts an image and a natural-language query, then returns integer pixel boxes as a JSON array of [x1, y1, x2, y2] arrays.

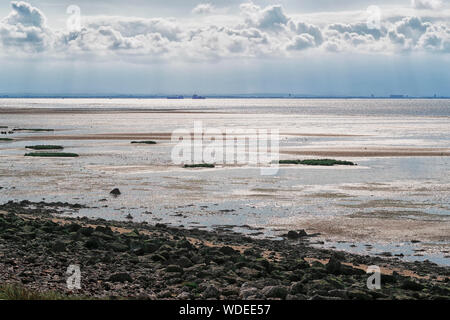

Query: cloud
[[387, 16, 432, 50], [417, 23, 450, 52], [240, 3, 289, 31], [328, 22, 384, 40], [289, 21, 323, 45], [286, 33, 316, 51], [0, 1, 54, 53], [192, 3, 215, 15], [6, 1, 46, 27], [85, 16, 181, 41], [411, 0, 443, 10], [0, 1, 449, 61]]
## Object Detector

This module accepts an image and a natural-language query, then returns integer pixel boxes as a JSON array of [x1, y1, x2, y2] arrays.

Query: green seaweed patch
[[0, 138, 13, 141], [13, 128, 54, 132], [182, 282, 198, 289], [279, 159, 356, 166], [25, 152, 78, 157], [131, 141, 157, 144], [26, 145, 64, 150], [183, 163, 215, 168]]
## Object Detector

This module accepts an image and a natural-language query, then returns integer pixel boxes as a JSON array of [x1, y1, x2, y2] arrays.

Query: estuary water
[[1, 98, 449, 264]]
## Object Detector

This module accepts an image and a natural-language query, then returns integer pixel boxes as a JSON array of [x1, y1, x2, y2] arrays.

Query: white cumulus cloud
[[411, 0, 443, 10], [0, 1, 449, 61], [192, 3, 215, 15]]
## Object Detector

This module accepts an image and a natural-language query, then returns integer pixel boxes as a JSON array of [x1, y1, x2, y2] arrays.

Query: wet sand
[[1, 200, 449, 300], [15, 132, 362, 141], [281, 147, 450, 157], [0, 107, 219, 114], [1, 100, 449, 267], [271, 215, 450, 243]]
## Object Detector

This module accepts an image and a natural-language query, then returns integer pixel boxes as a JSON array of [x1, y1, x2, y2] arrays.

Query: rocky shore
[[0, 200, 449, 300]]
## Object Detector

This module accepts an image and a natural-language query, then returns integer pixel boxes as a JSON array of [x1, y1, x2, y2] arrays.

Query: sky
[[0, 0, 449, 96]]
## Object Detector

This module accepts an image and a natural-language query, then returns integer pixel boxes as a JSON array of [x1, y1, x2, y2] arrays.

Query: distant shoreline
[[0, 96, 449, 100]]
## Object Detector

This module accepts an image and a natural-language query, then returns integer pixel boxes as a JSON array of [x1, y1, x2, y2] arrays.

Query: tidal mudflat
[[0, 98, 449, 298]]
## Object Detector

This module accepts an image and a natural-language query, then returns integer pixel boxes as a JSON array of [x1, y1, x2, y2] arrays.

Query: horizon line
[[0, 94, 449, 99]]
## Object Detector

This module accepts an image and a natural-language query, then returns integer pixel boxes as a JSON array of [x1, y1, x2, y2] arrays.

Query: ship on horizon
[[192, 94, 206, 99], [167, 95, 184, 99]]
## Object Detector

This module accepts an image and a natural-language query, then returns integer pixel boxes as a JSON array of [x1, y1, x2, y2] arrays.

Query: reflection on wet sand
[[1, 98, 449, 265]]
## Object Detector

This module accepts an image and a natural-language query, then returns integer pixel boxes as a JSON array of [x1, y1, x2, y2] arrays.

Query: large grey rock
[[203, 285, 220, 298], [166, 265, 183, 273], [51, 240, 66, 253], [110, 188, 121, 196], [109, 272, 133, 283], [240, 287, 259, 299], [261, 285, 288, 299], [290, 282, 304, 295]]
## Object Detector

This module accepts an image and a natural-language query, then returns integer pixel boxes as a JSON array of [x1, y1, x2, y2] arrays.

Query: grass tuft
[[26, 145, 64, 150], [13, 128, 54, 132], [279, 159, 356, 166], [131, 141, 157, 144], [25, 152, 78, 157], [183, 163, 215, 168]]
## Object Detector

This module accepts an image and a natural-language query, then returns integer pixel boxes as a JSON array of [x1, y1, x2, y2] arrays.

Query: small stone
[[222, 286, 239, 297], [219, 246, 238, 255], [85, 238, 100, 249], [51, 241, 66, 253], [326, 255, 342, 274], [203, 285, 220, 299], [347, 289, 372, 300], [109, 272, 133, 283], [287, 230, 307, 239], [401, 279, 424, 291], [287, 231, 299, 239], [290, 282, 304, 295], [240, 287, 259, 299], [177, 256, 193, 268], [166, 265, 183, 273], [328, 289, 348, 299], [95, 226, 113, 235], [110, 242, 128, 252], [65, 223, 82, 233], [110, 188, 121, 196], [261, 285, 288, 299], [177, 292, 191, 300], [79, 227, 94, 236]]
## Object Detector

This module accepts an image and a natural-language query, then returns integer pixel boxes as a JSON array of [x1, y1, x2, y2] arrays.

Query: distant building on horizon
[[167, 95, 184, 99]]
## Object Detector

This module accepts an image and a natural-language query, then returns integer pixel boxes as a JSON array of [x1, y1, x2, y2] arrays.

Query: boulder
[[109, 272, 133, 283], [219, 246, 238, 255], [110, 188, 121, 196], [177, 256, 193, 268], [326, 255, 342, 274], [166, 265, 183, 273], [51, 240, 66, 253], [287, 230, 308, 239], [203, 285, 220, 299], [290, 282, 305, 295], [261, 285, 288, 299], [401, 280, 424, 291]]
